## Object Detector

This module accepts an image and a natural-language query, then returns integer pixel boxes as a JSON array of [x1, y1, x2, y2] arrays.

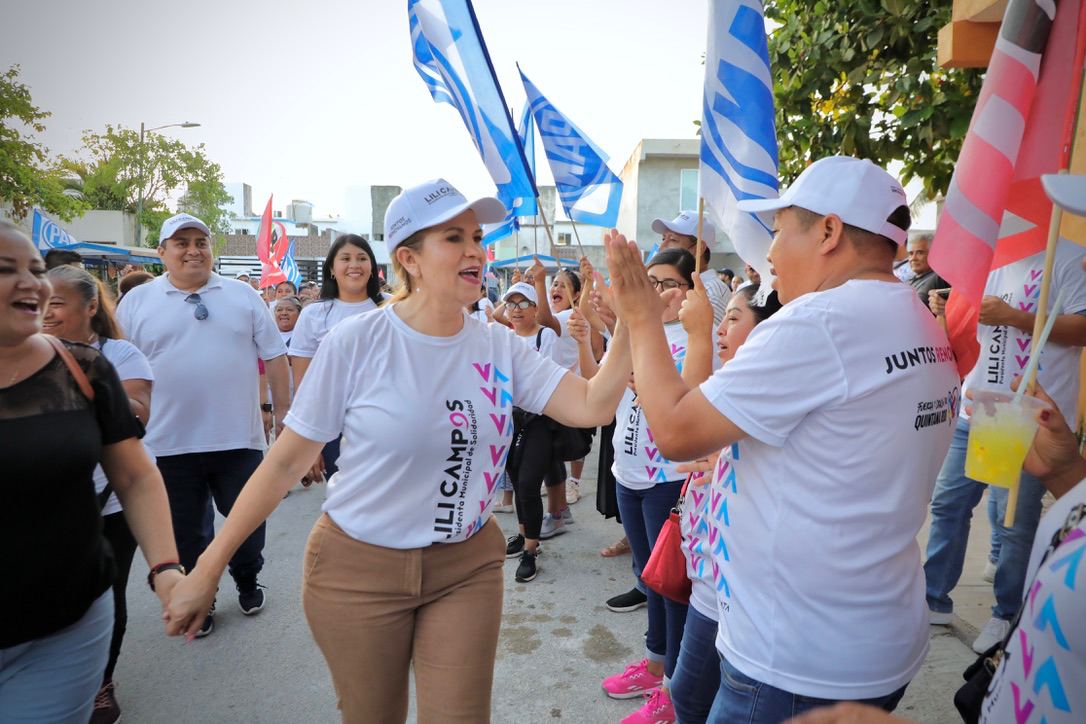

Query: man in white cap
[[651, 211, 732, 324], [606, 156, 959, 721], [117, 212, 291, 637]]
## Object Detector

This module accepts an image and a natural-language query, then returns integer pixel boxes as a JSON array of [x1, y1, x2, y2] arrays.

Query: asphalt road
[[114, 460, 975, 723]]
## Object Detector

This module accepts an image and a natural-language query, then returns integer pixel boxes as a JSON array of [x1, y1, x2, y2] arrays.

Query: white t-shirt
[[92, 338, 154, 516], [117, 273, 288, 456], [280, 330, 293, 346], [613, 322, 691, 490], [963, 240, 1086, 423], [700, 269, 732, 327], [680, 445, 738, 621], [289, 298, 380, 358], [514, 325, 562, 364], [283, 305, 568, 549], [469, 297, 494, 324], [982, 480, 1086, 724], [699, 280, 960, 700], [552, 309, 581, 372]]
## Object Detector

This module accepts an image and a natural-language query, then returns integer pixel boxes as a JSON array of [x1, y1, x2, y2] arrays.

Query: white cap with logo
[[383, 179, 507, 257], [501, 281, 538, 305], [651, 211, 717, 245], [737, 156, 910, 245], [159, 213, 211, 245]]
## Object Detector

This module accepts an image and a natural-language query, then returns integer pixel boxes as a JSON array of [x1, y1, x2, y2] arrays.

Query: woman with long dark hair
[[289, 234, 385, 478], [43, 264, 156, 723]]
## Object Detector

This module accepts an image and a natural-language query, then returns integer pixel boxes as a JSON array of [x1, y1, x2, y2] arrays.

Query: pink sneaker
[[602, 659, 664, 700], [621, 688, 675, 724]]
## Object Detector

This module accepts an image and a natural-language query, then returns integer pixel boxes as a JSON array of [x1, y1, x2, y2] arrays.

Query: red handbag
[[641, 475, 692, 604]]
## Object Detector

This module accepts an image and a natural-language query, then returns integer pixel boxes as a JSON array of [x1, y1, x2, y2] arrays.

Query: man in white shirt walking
[[118, 213, 291, 637], [608, 157, 959, 722]]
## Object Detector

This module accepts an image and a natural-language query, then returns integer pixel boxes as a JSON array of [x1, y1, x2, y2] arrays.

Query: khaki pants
[[302, 514, 505, 724]]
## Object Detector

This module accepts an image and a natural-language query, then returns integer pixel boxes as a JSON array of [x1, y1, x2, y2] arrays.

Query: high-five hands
[[603, 229, 662, 327]]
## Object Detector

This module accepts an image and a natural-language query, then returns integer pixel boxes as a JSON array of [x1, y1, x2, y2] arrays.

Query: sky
[[4, 0, 711, 224], [4, 0, 936, 231]]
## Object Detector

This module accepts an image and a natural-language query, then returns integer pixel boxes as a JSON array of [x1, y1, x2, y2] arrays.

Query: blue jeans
[[923, 419, 1045, 620], [157, 449, 266, 581], [616, 480, 688, 678], [671, 606, 721, 724], [0, 592, 113, 723], [707, 653, 908, 723]]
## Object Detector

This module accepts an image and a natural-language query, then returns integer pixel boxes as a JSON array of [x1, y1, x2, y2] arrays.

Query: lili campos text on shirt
[[434, 399, 476, 538]]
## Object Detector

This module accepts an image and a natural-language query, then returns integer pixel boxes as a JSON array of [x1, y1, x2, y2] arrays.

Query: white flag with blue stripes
[[281, 239, 302, 287], [517, 101, 536, 198], [699, 0, 778, 277], [409, 0, 537, 216], [519, 69, 623, 228], [31, 208, 79, 251]]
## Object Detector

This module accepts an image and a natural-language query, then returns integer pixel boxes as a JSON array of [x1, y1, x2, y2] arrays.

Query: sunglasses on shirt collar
[[185, 293, 209, 320]]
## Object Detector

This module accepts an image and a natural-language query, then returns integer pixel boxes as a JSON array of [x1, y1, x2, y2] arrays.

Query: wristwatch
[[147, 561, 186, 591], [261, 403, 273, 412]]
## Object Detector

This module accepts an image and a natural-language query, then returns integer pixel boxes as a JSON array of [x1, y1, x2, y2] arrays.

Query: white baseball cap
[[383, 179, 507, 257], [651, 211, 717, 245], [1042, 174, 1086, 216], [159, 213, 211, 245], [502, 281, 538, 305], [737, 156, 910, 245]]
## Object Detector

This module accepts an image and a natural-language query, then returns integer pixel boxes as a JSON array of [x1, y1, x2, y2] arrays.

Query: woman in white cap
[[164, 179, 635, 724]]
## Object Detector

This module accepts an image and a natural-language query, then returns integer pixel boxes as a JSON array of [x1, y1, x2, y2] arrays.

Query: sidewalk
[[113, 453, 980, 723]]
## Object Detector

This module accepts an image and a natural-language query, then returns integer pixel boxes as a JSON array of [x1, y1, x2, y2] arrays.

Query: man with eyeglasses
[[117, 213, 290, 637], [651, 211, 732, 324]]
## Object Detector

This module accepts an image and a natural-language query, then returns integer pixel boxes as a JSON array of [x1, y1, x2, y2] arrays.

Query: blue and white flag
[[482, 213, 518, 246], [519, 69, 623, 228], [281, 239, 303, 288], [699, 0, 778, 278], [517, 101, 536, 185], [31, 208, 79, 251], [409, 0, 537, 216]]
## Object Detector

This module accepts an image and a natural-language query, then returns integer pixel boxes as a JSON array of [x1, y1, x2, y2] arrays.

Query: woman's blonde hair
[[389, 230, 425, 303]]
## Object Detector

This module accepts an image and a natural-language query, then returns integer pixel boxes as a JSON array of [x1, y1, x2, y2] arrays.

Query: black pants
[[156, 449, 266, 581], [101, 511, 137, 682], [507, 416, 565, 540]]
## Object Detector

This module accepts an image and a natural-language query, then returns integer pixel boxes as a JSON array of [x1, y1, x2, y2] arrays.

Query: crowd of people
[[1, 157, 1084, 724]]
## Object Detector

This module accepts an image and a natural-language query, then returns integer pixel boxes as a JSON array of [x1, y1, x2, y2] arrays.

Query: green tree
[[67, 124, 232, 245], [764, 0, 983, 199], [0, 65, 85, 221]]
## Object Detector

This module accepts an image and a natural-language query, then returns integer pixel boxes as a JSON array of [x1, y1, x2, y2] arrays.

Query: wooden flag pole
[[694, 198, 706, 276], [533, 211, 539, 258], [569, 218, 587, 259]]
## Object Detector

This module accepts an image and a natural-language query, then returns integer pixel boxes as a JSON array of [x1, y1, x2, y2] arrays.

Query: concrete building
[[63, 210, 146, 247]]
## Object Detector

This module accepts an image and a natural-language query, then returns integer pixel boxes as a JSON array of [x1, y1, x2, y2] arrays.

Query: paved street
[[115, 456, 978, 723]]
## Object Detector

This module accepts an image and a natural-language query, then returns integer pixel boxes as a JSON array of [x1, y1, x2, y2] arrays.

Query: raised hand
[[567, 308, 591, 344], [603, 228, 662, 327], [511, 269, 524, 284], [527, 257, 546, 287], [679, 273, 715, 338]]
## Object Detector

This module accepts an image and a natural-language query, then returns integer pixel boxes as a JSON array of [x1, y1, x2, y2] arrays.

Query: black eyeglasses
[[185, 293, 209, 320], [648, 277, 689, 291]]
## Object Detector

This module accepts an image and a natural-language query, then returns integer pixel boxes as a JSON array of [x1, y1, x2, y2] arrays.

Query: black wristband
[[147, 562, 186, 591], [261, 403, 273, 412]]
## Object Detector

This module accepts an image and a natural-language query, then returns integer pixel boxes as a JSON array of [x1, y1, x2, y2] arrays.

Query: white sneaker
[[560, 506, 574, 525], [929, 608, 954, 626], [565, 479, 581, 505], [982, 560, 997, 583], [973, 617, 1011, 653], [493, 502, 515, 514], [539, 513, 566, 539]]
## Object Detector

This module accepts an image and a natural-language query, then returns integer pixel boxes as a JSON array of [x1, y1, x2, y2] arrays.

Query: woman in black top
[[0, 224, 182, 723]]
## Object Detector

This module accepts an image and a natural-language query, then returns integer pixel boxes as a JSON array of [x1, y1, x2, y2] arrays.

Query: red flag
[[256, 195, 289, 288], [930, 0, 1086, 378]]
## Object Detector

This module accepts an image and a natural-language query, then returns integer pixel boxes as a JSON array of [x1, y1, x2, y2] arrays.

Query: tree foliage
[[0, 65, 86, 221], [64, 125, 232, 245], [764, 0, 983, 199]]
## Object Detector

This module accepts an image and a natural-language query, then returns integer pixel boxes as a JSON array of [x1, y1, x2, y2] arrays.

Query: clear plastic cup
[[965, 388, 1049, 489]]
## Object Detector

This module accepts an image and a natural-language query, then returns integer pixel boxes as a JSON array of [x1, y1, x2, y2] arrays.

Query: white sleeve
[[700, 270, 731, 327], [500, 326, 568, 414], [104, 340, 154, 381], [252, 296, 289, 360], [698, 308, 846, 447], [289, 305, 323, 358], [1054, 246, 1086, 315], [283, 323, 355, 443]]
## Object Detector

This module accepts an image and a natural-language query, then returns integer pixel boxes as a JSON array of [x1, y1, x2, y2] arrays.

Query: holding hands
[[567, 308, 592, 345]]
